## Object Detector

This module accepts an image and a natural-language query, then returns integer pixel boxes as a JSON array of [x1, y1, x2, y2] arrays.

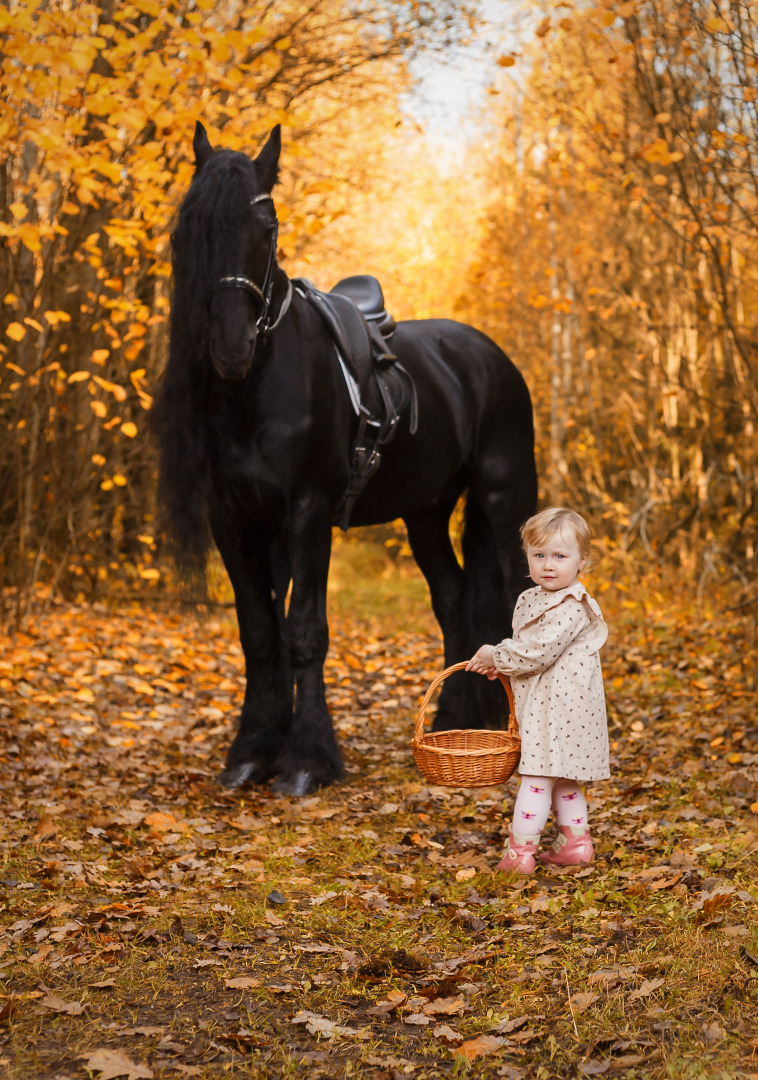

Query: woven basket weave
[[411, 661, 521, 787]]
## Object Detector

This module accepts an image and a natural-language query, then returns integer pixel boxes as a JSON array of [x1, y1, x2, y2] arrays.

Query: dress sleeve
[[492, 598, 589, 676]]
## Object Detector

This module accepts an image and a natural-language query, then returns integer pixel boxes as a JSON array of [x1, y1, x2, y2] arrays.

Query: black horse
[[153, 122, 537, 796]]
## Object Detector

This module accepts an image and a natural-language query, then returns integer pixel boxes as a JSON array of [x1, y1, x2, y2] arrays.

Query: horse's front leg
[[270, 506, 343, 796], [214, 530, 292, 789]]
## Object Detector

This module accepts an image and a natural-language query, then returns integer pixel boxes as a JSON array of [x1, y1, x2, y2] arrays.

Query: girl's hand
[[465, 644, 499, 679]]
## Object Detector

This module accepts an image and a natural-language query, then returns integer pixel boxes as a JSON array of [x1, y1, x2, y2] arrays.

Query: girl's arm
[[492, 599, 589, 676], [465, 644, 499, 679]]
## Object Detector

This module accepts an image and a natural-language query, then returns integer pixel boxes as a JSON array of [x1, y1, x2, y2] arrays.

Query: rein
[[217, 191, 293, 335]]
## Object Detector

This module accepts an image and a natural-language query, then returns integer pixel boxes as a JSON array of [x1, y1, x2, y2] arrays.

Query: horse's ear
[[255, 125, 281, 192], [193, 122, 214, 171]]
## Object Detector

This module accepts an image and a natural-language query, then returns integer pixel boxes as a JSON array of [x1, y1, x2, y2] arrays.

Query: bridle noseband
[[217, 191, 293, 335]]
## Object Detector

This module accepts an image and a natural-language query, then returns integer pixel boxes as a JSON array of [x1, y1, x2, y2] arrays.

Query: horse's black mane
[[152, 150, 274, 573]]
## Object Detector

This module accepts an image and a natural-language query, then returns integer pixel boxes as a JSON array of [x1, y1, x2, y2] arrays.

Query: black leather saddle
[[330, 274, 396, 337], [292, 275, 418, 529]]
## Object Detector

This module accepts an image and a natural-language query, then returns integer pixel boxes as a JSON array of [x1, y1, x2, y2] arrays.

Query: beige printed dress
[[492, 582, 609, 782]]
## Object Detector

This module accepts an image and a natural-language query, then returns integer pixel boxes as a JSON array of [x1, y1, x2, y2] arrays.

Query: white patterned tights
[[511, 775, 588, 835]]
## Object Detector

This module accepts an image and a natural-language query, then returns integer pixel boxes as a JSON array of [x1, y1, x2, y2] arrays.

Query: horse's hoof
[[219, 761, 261, 789], [270, 769, 317, 797]]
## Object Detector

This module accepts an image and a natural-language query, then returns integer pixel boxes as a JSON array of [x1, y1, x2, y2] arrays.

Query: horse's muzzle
[[214, 361, 252, 380], [210, 340, 257, 380]]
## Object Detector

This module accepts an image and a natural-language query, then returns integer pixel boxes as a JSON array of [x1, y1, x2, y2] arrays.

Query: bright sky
[[407, 0, 524, 136]]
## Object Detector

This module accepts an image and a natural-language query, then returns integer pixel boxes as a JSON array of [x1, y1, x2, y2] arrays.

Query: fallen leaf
[[367, 989, 407, 1015], [291, 1010, 361, 1038], [454, 1034, 504, 1061], [310, 891, 339, 906], [34, 813, 58, 841], [433, 1023, 462, 1045], [79, 1048, 153, 1080], [578, 1060, 610, 1076], [455, 867, 477, 881], [629, 977, 665, 1000], [40, 994, 86, 1015], [143, 811, 180, 833], [702, 1020, 726, 1044], [422, 994, 466, 1016], [587, 965, 635, 988], [224, 977, 260, 989], [694, 889, 735, 920], [294, 943, 342, 954], [403, 1013, 431, 1025], [494, 1014, 529, 1034], [507, 1027, 541, 1044], [569, 991, 599, 1014]]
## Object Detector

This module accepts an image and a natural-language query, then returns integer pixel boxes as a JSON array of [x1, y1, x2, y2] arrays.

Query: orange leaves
[[5, 322, 26, 342], [536, 16, 551, 38], [453, 1033, 504, 1061], [92, 375, 127, 402], [143, 811, 182, 835]]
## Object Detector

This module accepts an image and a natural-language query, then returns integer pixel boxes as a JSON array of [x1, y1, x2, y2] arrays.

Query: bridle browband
[[217, 191, 293, 335]]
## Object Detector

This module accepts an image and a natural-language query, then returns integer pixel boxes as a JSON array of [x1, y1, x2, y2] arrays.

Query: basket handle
[[414, 661, 517, 743]]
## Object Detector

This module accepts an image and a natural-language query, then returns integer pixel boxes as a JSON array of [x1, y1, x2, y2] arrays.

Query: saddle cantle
[[292, 275, 418, 530], [329, 274, 397, 337]]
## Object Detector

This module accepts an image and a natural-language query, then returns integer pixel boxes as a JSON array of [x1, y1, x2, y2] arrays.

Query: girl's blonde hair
[[520, 507, 592, 561]]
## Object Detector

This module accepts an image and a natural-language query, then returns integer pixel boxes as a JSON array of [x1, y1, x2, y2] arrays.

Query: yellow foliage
[[92, 376, 127, 402]]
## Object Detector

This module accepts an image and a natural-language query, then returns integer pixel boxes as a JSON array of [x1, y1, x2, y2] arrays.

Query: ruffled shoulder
[[514, 581, 605, 628]]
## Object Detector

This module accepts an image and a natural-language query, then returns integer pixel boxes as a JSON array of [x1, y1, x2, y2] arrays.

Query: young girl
[[466, 507, 609, 874]]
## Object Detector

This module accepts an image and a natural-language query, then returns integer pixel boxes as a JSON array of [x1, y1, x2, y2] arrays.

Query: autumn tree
[[462, 0, 758, 598], [0, 0, 478, 626]]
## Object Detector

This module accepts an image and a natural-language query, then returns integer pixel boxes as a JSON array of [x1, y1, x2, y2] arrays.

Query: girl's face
[[526, 527, 587, 592]]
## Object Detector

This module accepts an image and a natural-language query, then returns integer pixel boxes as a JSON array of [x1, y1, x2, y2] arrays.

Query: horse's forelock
[[172, 150, 270, 312]]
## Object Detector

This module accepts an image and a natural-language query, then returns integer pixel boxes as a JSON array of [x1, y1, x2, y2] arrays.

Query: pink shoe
[[496, 831, 540, 875], [539, 825, 594, 866]]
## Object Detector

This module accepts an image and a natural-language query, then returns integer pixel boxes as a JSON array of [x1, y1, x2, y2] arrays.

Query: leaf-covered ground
[[1, 554, 757, 1079]]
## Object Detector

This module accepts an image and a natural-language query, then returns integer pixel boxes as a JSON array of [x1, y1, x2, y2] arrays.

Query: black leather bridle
[[217, 192, 292, 335]]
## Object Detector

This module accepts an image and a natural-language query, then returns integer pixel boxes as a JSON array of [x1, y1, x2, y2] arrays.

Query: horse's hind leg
[[455, 498, 519, 729], [404, 501, 474, 730], [457, 453, 537, 727], [404, 500, 464, 654]]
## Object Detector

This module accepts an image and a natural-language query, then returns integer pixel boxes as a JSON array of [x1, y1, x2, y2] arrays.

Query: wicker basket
[[411, 661, 520, 787]]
